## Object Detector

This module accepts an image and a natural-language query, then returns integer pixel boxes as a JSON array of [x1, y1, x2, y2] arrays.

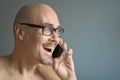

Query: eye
[[43, 26, 52, 35], [56, 28, 64, 34]]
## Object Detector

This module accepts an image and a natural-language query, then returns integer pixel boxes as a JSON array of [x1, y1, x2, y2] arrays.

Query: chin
[[39, 47, 53, 65], [42, 60, 53, 66], [41, 58, 53, 66]]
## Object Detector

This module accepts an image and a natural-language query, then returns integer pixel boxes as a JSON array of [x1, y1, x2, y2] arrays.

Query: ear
[[14, 24, 25, 40]]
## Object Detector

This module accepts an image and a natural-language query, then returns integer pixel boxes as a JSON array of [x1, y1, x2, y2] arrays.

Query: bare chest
[[0, 70, 44, 80]]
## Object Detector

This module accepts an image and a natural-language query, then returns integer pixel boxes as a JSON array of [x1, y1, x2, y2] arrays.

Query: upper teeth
[[44, 47, 52, 49], [43, 44, 55, 51]]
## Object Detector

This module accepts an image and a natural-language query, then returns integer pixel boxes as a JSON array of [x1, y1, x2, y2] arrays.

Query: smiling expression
[[18, 4, 61, 65]]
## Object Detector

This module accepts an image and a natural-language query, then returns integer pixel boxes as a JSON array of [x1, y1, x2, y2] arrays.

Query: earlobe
[[14, 24, 24, 40]]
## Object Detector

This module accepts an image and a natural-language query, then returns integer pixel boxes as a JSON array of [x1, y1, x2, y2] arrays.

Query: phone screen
[[52, 44, 64, 58]]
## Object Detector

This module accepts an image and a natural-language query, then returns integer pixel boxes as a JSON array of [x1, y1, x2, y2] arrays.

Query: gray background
[[0, 0, 120, 80]]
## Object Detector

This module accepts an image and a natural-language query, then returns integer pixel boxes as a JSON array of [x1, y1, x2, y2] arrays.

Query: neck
[[10, 51, 40, 74]]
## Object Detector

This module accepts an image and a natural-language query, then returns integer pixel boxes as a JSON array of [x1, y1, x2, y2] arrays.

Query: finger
[[67, 48, 73, 56], [61, 42, 67, 50], [53, 58, 58, 71], [64, 48, 75, 70], [59, 38, 63, 45]]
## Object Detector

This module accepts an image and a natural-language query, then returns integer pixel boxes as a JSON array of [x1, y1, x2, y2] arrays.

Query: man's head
[[13, 4, 63, 65]]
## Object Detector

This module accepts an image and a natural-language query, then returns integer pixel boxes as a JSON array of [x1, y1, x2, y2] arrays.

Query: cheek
[[23, 30, 50, 52], [28, 35, 48, 50], [35, 35, 48, 44], [23, 33, 41, 52], [30, 35, 49, 59]]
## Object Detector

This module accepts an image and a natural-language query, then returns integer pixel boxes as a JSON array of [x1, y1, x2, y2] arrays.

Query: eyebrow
[[20, 23, 44, 28], [43, 23, 61, 28]]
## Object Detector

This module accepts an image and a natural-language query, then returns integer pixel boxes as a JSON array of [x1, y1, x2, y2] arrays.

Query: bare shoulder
[[0, 55, 11, 69], [0, 55, 11, 78], [0, 55, 9, 62]]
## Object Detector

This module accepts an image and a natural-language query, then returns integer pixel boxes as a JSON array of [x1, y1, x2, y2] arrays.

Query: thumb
[[53, 58, 59, 71], [53, 55, 63, 71]]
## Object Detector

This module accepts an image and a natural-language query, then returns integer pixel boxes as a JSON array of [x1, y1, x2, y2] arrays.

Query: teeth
[[44, 46, 52, 49]]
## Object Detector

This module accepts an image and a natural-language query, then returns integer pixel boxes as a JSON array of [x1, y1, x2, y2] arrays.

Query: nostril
[[48, 35, 59, 42]]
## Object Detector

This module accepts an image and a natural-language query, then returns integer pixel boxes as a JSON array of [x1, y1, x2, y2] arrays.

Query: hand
[[36, 63, 61, 80], [53, 42, 77, 80]]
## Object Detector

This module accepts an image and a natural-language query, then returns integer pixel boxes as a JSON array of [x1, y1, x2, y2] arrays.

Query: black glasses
[[20, 23, 64, 36]]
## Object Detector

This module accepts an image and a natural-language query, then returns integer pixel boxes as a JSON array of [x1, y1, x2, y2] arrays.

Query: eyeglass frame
[[20, 23, 64, 36]]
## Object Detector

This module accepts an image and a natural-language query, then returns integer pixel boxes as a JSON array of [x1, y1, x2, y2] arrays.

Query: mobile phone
[[52, 44, 64, 58]]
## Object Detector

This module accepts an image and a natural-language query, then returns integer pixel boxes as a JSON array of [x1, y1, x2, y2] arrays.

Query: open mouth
[[42, 43, 56, 55], [43, 47, 52, 53]]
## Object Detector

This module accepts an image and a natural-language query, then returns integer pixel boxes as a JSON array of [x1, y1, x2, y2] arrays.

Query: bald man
[[0, 4, 77, 80]]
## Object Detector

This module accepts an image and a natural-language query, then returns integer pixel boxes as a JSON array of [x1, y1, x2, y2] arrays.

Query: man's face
[[19, 5, 61, 65], [23, 24, 60, 65]]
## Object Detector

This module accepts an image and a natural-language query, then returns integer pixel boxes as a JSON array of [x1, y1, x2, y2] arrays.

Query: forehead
[[30, 5, 60, 28], [17, 4, 60, 29], [33, 12, 60, 29]]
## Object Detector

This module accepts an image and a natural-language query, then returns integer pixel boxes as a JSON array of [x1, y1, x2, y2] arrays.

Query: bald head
[[12, 4, 61, 65], [14, 4, 59, 26]]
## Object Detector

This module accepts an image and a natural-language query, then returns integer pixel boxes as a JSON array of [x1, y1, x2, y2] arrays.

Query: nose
[[48, 32, 59, 42], [53, 31, 59, 38]]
